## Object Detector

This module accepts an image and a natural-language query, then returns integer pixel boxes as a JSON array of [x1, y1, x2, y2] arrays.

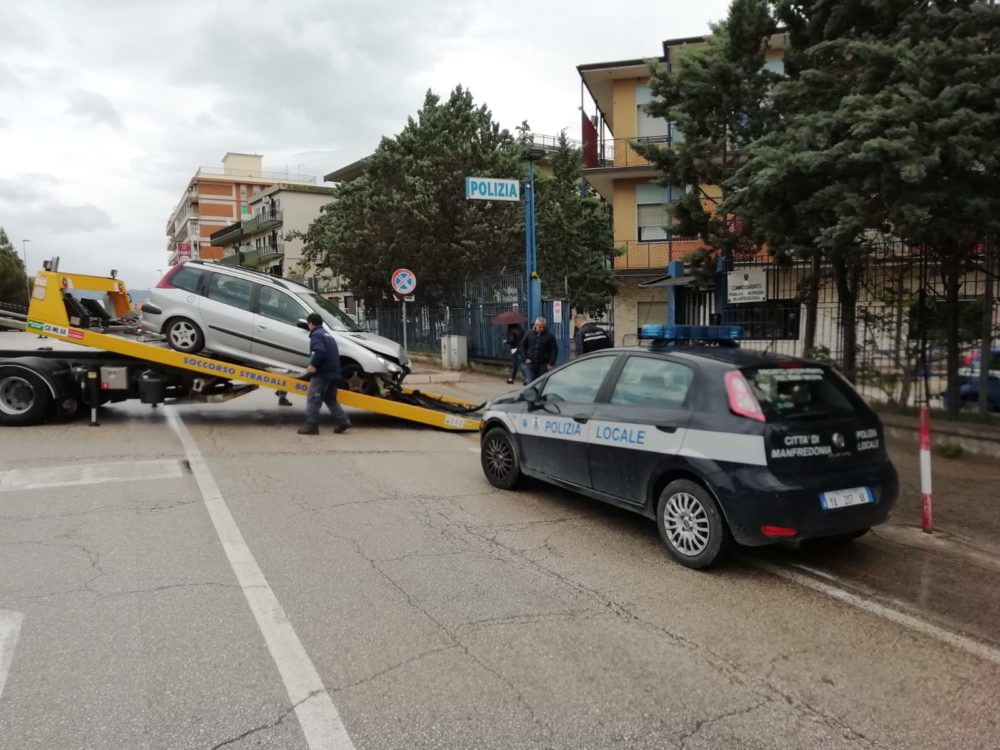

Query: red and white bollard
[[919, 405, 933, 533]]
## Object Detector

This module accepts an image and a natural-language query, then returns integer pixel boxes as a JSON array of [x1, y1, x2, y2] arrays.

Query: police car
[[479, 324, 899, 569]]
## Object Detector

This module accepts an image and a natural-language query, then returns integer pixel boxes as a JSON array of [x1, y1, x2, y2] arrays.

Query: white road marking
[[0, 460, 182, 492], [165, 408, 354, 750], [0, 609, 24, 699], [468, 446, 479, 453], [753, 560, 1000, 666]]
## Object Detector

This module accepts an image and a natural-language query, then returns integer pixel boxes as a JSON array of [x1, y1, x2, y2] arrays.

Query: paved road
[[1, 391, 998, 749]]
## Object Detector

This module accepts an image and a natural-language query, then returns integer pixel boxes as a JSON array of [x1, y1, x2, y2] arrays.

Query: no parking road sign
[[391, 268, 416, 296]]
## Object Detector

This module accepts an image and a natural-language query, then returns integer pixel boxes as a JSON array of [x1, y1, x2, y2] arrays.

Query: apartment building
[[578, 33, 786, 341], [165, 153, 316, 266], [207, 184, 354, 312]]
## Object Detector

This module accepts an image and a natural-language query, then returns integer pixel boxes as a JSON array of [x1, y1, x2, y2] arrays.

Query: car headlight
[[375, 355, 403, 374]]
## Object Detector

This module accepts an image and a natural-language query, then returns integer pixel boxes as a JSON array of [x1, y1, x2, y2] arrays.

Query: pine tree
[[637, 0, 778, 266], [534, 132, 620, 317]]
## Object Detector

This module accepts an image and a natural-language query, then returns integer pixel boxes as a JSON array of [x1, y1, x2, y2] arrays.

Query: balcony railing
[[614, 238, 704, 271], [219, 242, 284, 269], [586, 136, 674, 169], [196, 166, 316, 183], [241, 208, 283, 235]]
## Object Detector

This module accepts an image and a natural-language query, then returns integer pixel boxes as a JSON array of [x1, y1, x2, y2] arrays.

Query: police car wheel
[[656, 480, 729, 569], [481, 427, 521, 490]]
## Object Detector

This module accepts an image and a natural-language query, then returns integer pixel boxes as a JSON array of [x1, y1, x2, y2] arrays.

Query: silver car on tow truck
[[142, 261, 409, 394]]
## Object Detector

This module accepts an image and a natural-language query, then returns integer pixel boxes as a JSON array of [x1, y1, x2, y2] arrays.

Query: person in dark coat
[[298, 312, 351, 435], [504, 322, 524, 384], [573, 314, 612, 357], [518, 317, 558, 383]]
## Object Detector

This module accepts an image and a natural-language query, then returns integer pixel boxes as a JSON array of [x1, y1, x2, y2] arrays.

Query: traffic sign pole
[[390, 269, 416, 354], [401, 298, 407, 352]]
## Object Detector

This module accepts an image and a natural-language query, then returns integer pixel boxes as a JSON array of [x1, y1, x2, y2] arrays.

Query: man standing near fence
[[573, 314, 612, 357], [519, 317, 558, 383]]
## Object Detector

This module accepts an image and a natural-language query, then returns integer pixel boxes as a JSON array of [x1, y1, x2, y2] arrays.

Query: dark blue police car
[[479, 325, 899, 569]]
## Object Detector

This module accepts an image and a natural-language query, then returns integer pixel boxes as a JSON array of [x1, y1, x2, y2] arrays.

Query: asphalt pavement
[[1, 379, 998, 749]]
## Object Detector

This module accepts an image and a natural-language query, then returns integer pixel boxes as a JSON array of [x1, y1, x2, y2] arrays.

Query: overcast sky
[[0, 0, 732, 288]]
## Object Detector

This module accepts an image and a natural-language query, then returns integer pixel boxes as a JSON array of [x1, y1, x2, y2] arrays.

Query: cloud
[[67, 90, 123, 128], [0, 0, 734, 289], [0, 6, 47, 51], [0, 174, 114, 234]]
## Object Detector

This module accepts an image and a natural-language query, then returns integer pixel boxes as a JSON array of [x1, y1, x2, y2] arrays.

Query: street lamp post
[[21, 239, 31, 300], [523, 147, 545, 324]]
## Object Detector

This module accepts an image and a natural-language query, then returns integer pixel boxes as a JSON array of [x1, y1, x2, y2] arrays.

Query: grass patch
[[935, 443, 965, 459]]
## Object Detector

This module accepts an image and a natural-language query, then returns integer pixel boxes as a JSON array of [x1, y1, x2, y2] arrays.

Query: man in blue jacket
[[298, 312, 352, 435], [518, 316, 558, 383]]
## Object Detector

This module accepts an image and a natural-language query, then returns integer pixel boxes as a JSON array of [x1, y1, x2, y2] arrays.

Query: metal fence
[[675, 246, 999, 407], [359, 273, 576, 365]]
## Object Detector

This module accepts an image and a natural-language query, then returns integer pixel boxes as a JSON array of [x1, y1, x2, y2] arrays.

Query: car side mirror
[[522, 385, 541, 405], [296, 318, 309, 331]]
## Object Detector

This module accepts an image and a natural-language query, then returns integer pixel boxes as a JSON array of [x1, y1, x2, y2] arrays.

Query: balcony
[[219, 242, 284, 269], [210, 221, 244, 247], [614, 238, 704, 272], [583, 136, 673, 202], [241, 208, 283, 236]]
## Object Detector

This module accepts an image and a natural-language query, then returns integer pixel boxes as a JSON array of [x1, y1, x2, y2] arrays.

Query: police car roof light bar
[[638, 323, 744, 347]]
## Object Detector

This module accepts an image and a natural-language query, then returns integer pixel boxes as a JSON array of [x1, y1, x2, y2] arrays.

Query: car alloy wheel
[[662, 491, 711, 557], [165, 318, 204, 353], [656, 479, 730, 569], [481, 427, 521, 490]]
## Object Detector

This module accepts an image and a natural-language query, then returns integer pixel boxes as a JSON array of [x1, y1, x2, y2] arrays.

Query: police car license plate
[[820, 487, 873, 510]]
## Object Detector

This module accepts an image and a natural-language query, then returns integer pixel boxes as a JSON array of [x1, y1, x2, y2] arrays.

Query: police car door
[[519, 354, 618, 488], [589, 355, 695, 505]]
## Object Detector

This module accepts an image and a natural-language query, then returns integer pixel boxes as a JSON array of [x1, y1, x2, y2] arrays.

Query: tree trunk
[[802, 251, 821, 356], [894, 264, 912, 407], [943, 254, 962, 417], [834, 256, 859, 383], [980, 236, 995, 416]]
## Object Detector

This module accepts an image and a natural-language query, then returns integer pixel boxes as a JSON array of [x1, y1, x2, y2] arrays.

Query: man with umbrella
[[493, 310, 526, 384]]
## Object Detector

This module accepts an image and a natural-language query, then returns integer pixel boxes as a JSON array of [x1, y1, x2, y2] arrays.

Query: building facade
[[207, 184, 354, 312], [165, 153, 316, 266], [578, 34, 786, 343]]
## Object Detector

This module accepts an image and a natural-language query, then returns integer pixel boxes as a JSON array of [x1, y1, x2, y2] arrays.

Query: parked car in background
[[954, 348, 1000, 411], [141, 262, 409, 394]]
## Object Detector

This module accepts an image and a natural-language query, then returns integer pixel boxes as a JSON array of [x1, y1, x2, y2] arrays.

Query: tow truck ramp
[[0, 267, 483, 431]]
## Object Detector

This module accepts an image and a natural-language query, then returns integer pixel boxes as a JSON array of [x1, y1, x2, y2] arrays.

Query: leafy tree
[[301, 86, 524, 306], [0, 227, 28, 306], [533, 132, 620, 317]]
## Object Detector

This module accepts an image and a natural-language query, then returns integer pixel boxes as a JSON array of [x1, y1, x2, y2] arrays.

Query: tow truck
[[0, 261, 483, 431]]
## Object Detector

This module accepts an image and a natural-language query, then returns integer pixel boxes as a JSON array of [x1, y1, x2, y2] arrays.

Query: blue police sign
[[465, 177, 520, 202]]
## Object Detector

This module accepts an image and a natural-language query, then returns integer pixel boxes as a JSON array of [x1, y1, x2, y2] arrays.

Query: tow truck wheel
[[164, 317, 205, 354], [341, 363, 378, 396], [481, 427, 522, 490], [0, 367, 53, 426], [656, 480, 730, 569]]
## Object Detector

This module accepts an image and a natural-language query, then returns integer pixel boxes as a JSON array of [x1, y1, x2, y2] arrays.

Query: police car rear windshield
[[742, 365, 863, 421]]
